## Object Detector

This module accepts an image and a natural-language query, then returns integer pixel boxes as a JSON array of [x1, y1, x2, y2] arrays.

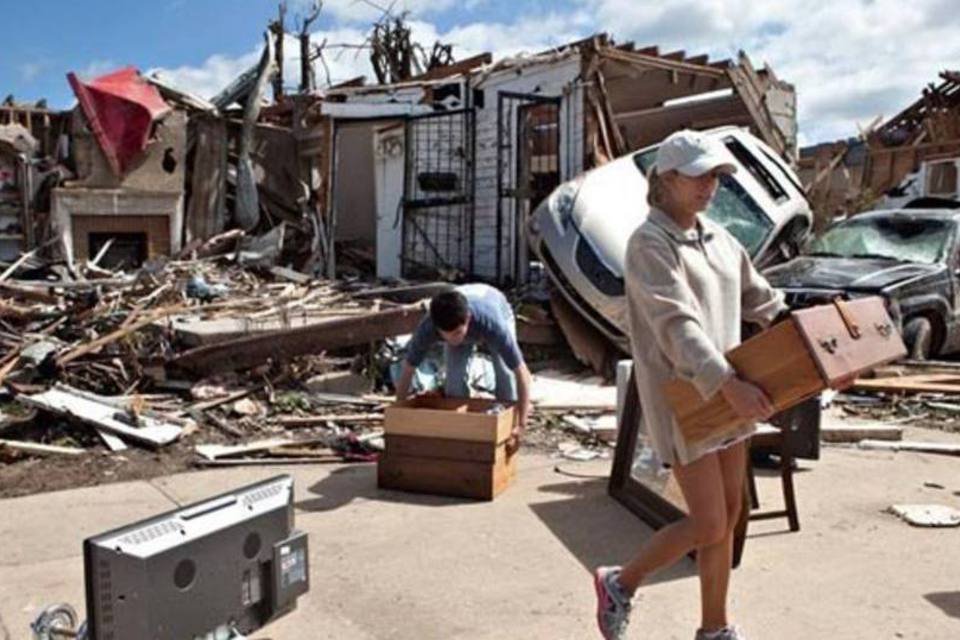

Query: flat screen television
[[83, 474, 309, 640]]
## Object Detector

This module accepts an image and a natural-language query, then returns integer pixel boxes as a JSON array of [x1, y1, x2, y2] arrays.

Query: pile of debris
[[845, 360, 960, 437], [0, 245, 418, 489], [0, 242, 620, 496]]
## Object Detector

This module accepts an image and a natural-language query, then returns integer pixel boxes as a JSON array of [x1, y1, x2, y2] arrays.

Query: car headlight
[[549, 179, 583, 231]]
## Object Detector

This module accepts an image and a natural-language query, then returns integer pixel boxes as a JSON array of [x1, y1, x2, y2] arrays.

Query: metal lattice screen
[[402, 108, 475, 278]]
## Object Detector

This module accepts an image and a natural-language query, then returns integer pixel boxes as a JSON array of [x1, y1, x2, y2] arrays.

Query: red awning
[[67, 67, 171, 176]]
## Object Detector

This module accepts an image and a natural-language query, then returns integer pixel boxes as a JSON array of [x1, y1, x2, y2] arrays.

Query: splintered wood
[[854, 374, 960, 395]]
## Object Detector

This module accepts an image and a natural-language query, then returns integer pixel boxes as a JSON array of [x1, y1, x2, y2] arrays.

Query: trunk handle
[[833, 297, 862, 340]]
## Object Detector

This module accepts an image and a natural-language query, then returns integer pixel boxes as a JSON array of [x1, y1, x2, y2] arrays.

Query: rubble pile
[[0, 246, 611, 496]]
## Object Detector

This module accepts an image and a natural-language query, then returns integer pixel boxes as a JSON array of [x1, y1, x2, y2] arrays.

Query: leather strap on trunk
[[833, 297, 862, 340]]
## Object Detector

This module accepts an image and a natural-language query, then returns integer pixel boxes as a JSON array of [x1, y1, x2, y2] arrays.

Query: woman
[[593, 129, 786, 640]]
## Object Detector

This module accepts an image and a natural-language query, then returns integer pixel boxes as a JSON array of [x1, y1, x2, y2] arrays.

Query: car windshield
[[633, 149, 774, 257], [808, 215, 954, 264]]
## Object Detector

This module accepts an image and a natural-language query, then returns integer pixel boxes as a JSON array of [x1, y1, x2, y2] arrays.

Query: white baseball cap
[[653, 129, 737, 177]]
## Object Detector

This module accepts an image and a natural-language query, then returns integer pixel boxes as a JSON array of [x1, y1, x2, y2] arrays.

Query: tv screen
[[83, 474, 309, 640]]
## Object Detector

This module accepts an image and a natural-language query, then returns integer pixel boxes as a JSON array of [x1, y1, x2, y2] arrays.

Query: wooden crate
[[383, 396, 514, 443], [379, 396, 517, 500], [665, 297, 906, 448]]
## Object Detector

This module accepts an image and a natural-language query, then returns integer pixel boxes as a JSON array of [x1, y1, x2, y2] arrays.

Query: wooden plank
[[0, 439, 85, 457], [169, 303, 425, 375], [385, 434, 502, 464], [0, 249, 37, 283], [820, 424, 903, 443], [384, 397, 513, 444], [269, 265, 313, 284], [276, 413, 382, 428], [853, 374, 960, 394], [195, 457, 342, 467], [195, 437, 329, 461], [57, 304, 185, 366], [858, 440, 960, 456], [377, 450, 517, 501], [96, 429, 129, 452]]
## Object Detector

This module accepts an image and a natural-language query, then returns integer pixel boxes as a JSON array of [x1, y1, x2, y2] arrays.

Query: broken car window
[[724, 137, 788, 203], [809, 215, 954, 264], [705, 175, 774, 257]]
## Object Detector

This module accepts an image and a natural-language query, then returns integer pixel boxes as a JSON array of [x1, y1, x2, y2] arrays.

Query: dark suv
[[763, 208, 960, 359]]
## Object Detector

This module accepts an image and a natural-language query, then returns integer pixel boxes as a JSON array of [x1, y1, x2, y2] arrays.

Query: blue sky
[[3, 0, 959, 145]]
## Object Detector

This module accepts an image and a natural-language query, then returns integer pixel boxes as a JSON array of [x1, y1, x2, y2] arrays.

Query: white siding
[[470, 56, 584, 281]]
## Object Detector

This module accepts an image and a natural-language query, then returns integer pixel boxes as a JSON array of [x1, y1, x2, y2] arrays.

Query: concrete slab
[[1, 440, 959, 639]]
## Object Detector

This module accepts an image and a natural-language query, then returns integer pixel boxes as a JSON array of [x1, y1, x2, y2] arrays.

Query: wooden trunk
[[665, 297, 906, 447], [379, 396, 517, 500]]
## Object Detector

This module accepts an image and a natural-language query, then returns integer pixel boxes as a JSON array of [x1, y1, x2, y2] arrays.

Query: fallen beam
[[169, 303, 425, 376], [195, 436, 329, 461], [858, 440, 960, 456], [275, 413, 383, 428], [0, 438, 85, 457], [820, 424, 903, 443], [853, 374, 960, 395]]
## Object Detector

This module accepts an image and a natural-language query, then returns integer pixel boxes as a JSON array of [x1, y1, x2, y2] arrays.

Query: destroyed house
[[865, 70, 960, 203], [52, 68, 188, 270], [306, 35, 798, 285], [799, 70, 960, 220], [0, 103, 67, 262]]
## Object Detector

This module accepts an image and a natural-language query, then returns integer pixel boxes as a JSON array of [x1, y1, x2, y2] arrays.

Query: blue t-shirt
[[404, 284, 523, 370]]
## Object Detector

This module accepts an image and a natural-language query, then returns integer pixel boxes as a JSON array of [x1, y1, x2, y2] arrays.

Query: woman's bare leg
[[697, 440, 747, 630], [618, 452, 729, 594]]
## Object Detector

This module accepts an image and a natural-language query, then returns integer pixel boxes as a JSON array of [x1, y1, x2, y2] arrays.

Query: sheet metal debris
[[888, 504, 960, 527]]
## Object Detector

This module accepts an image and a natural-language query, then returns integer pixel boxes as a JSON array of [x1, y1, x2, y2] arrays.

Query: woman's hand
[[720, 376, 776, 421]]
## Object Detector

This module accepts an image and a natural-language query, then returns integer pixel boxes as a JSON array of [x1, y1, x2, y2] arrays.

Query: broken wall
[[250, 122, 303, 226], [70, 107, 187, 192], [598, 48, 796, 160], [185, 114, 228, 243]]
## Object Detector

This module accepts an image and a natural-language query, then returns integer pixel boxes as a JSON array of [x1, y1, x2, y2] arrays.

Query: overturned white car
[[529, 126, 813, 352]]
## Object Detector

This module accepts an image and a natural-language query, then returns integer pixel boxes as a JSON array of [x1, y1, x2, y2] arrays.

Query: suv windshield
[[633, 149, 774, 257], [808, 215, 954, 264]]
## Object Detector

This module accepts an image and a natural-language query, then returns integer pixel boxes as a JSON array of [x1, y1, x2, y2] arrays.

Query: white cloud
[[581, 0, 960, 143], [147, 0, 960, 144], [288, 0, 458, 25], [150, 50, 262, 100], [18, 61, 46, 82]]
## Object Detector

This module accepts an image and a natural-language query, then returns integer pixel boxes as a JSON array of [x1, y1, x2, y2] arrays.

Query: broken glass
[[809, 215, 954, 264]]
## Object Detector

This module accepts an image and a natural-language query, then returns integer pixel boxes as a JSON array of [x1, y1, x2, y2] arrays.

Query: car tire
[[903, 317, 933, 360]]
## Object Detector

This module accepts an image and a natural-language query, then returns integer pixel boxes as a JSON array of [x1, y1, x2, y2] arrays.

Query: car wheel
[[903, 317, 933, 360]]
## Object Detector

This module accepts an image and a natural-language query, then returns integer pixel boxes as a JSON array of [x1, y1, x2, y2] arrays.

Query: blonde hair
[[646, 166, 667, 209]]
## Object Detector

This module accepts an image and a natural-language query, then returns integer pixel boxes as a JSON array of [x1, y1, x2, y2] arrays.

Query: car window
[[706, 175, 774, 257], [724, 137, 789, 203], [809, 215, 954, 264], [757, 146, 805, 196], [632, 148, 657, 175]]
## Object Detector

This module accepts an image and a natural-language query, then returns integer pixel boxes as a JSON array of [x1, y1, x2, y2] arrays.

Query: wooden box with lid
[[664, 297, 907, 447]]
